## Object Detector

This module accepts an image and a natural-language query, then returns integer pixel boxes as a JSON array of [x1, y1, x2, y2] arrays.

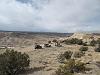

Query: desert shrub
[[52, 39, 58, 43], [58, 53, 65, 63], [63, 51, 73, 59], [69, 38, 77, 44], [48, 41, 51, 44], [35, 44, 42, 49], [74, 61, 86, 72], [76, 39, 83, 45], [58, 51, 73, 63], [55, 59, 75, 75], [79, 46, 88, 51], [90, 39, 96, 46], [63, 39, 72, 45], [55, 65, 74, 75], [55, 59, 86, 75], [44, 44, 51, 47], [95, 61, 100, 68], [74, 51, 85, 58], [0, 49, 30, 75], [64, 38, 83, 45], [71, 38, 83, 45], [97, 38, 100, 44], [95, 45, 100, 52], [82, 42, 88, 46]]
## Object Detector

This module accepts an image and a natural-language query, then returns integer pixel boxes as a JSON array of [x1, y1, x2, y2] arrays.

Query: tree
[[0, 49, 30, 75]]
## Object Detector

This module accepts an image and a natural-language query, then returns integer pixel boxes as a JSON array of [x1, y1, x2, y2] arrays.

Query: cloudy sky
[[0, 0, 100, 33]]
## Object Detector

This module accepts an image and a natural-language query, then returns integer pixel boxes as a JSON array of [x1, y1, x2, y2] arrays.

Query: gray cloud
[[0, 0, 100, 32], [16, 0, 32, 4]]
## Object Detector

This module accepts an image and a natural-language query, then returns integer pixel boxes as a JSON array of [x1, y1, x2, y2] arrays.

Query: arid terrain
[[0, 32, 100, 75]]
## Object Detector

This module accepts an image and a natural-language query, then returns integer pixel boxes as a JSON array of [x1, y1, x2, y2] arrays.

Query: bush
[[74, 61, 86, 72], [48, 41, 51, 44], [58, 51, 73, 63], [52, 39, 58, 43], [76, 39, 83, 45], [90, 39, 96, 46], [70, 38, 77, 44], [95, 47, 100, 52], [55, 65, 73, 75], [64, 38, 83, 45], [55, 59, 86, 75], [97, 38, 100, 44], [58, 53, 65, 63], [79, 46, 88, 51], [63, 51, 73, 59], [82, 42, 88, 46], [55, 59, 75, 75], [74, 51, 85, 58], [0, 49, 30, 75], [63, 39, 72, 45]]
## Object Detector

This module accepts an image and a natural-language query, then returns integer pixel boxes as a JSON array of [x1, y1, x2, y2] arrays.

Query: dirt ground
[[12, 43, 100, 75]]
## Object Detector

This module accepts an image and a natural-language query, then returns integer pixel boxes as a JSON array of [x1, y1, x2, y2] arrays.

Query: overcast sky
[[0, 0, 100, 33]]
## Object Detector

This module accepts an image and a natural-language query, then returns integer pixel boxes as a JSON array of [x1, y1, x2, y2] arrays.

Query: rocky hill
[[70, 33, 94, 39]]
